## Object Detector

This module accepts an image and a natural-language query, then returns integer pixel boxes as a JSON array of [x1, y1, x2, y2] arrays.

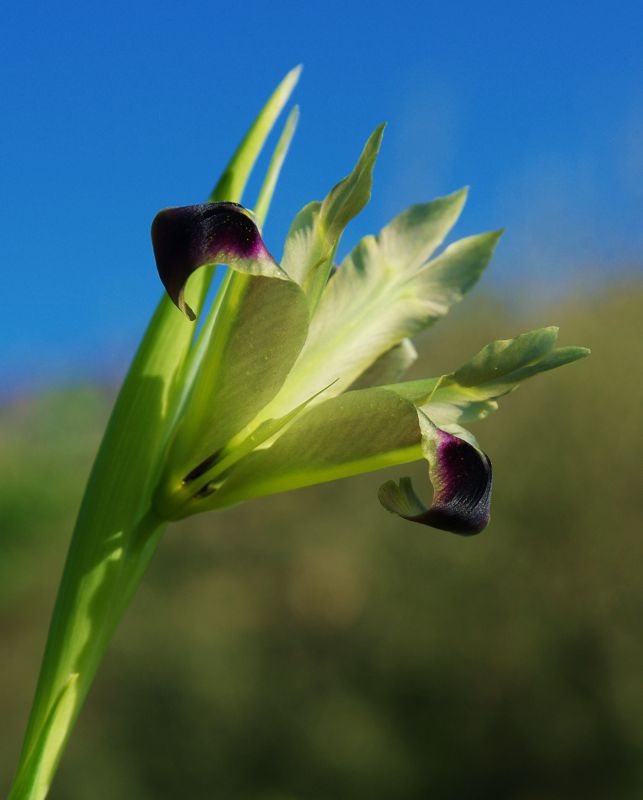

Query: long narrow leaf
[[254, 105, 300, 227]]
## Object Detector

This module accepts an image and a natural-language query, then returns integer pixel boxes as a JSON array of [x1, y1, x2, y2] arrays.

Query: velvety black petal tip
[[151, 201, 274, 319], [378, 428, 492, 536]]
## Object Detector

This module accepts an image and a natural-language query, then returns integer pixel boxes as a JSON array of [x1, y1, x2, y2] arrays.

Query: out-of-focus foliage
[[1, 286, 641, 800]]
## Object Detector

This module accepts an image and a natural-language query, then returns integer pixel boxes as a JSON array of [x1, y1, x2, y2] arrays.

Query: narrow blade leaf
[[210, 65, 302, 203], [254, 105, 300, 227], [8, 674, 79, 800]]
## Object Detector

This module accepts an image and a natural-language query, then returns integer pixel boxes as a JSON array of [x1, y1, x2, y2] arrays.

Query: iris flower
[[9, 67, 588, 800], [150, 145, 587, 535]]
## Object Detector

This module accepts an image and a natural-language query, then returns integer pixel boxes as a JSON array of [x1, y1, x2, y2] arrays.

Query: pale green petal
[[159, 275, 310, 498], [405, 230, 502, 319], [421, 398, 499, 427], [260, 227, 500, 420], [349, 339, 418, 390], [379, 328, 590, 428], [282, 125, 385, 308], [444, 326, 559, 397], [321, 126, 384, 246], [373, 328, 590, 433], [281, 200, 321, 284], [380, 376, 441, 405], [380, 377, 496, 426], [202, 388, 423, 508], [373, 187, 468, 274], [428, 329, 590, 412]]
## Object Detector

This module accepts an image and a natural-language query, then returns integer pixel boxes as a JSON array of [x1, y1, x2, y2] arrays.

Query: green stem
[[8, 508, 166, 800]]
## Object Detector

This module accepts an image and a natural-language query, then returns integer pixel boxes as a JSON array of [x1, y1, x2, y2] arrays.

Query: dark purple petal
[[379, 421, 492, 535], [151, 201, 280, 320]]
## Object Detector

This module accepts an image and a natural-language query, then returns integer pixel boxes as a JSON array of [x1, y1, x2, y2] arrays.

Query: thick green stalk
[[7, 296, 184, 798], [8, 510, 165, 800]]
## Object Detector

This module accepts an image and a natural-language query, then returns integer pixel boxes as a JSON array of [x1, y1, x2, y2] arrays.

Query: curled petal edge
[[151, 201, 286, 320], [378, 412, 492, 535]]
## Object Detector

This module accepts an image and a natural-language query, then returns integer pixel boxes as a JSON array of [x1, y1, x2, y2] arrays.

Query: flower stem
[[8, 508, 165, 800]]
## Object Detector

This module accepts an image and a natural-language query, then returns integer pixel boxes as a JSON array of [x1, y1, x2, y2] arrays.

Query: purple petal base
[[379, 427, 492, 535], [424, 430, 492, 534]]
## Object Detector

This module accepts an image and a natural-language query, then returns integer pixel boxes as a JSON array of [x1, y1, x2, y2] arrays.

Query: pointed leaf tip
[[151, 201, 283, 320], [279, 64, 303, 94], [254, 104, 300, 227], [379, 416, 492, 535]]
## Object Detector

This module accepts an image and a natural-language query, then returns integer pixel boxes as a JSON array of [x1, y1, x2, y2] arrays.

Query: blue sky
[[1, 0, 641, 389]]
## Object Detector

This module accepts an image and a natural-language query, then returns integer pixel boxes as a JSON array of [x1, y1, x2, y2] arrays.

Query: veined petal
[[375, 188, 468, 274], [376, 328, 590, 429], [259, 224, 500, 420], [156, 96, 305, 470], [200, 388, 424, 509], [379, 412, 492, 535], [202, 389, 492, 537], [440, 327, 590, 400], [349, 339, 418, 390], [281, 201, 321, 285], [151, 201, 286, 320], [157, 274, 310, 500], [423, 329, 590, 424]]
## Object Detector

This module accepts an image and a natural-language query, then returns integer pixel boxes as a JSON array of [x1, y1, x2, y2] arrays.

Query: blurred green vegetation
[[1, 285, 641, 800]]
